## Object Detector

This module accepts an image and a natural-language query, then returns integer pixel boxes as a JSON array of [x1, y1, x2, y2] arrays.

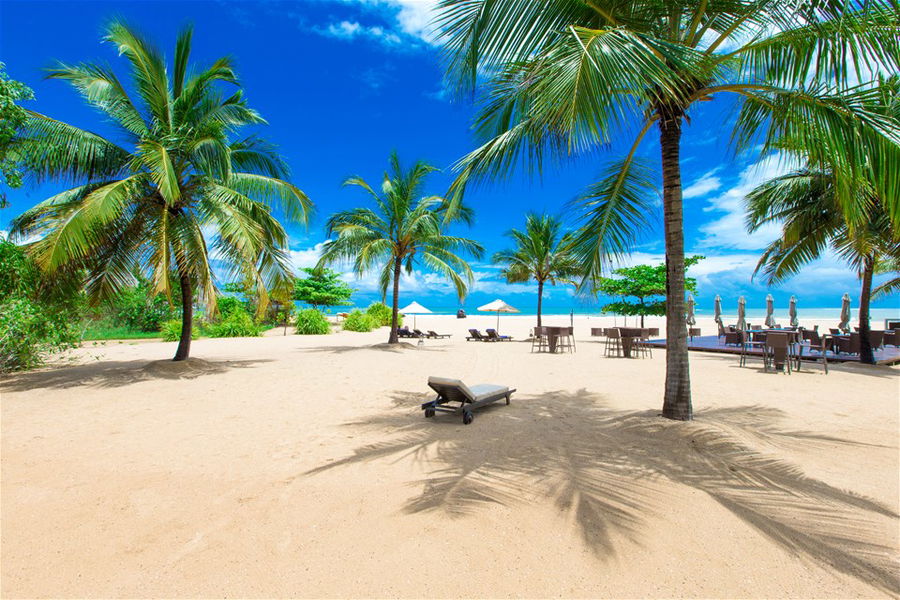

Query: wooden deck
[[645, 335, 900, 366]]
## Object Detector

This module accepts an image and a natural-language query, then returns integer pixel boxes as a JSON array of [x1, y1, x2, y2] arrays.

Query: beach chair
[[422, 376, 515, 424], [427, 330, 452, 339], [466, 328, 488, 341], [412, 329, 428, 338], [531, 326, 549, 353], [604, 328, 622, 357], [557, 326, 576, 353], [486, 328, 512, 341], [396, 327, 414, 338], [763, 332, 792, 373]]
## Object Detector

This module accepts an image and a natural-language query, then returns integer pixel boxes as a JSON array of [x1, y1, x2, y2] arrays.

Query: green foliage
[[596, 256, 703, 318], [9, 22, 312, 360], [161, 319, 197, 343], [342, 309, 377, 332], [0, 62, 35, 206], [366, 301, 401, 327], [293, 267, 353, 309], [0, 240, 80, 371], [216, 295, 245, 318], [205, 308, 261, 338], [294, 308, 331, 335], [111, 283, 176, 332]]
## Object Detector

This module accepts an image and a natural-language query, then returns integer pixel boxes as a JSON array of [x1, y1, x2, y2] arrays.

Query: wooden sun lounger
[[427, 330, 452, 339], [466, 329, 488, 341], [486, 328, 512, 341], [422, 376, 515, 424]]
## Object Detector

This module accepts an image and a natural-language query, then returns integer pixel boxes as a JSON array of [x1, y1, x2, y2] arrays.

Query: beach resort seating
[[648, 327, 660, 337], [764, 332, 792, 374], [396, 327, 417, 338], [835, 332, 886, 355], [688, 327, 701, 340], [531, 326, 549, 353], [426, 330, 451, 339], [634, 328, 653, 358], [466, 329, 487, 341], [590, 327, 606, 337], [556, 326, 576, 353], [604, 328, 623, 357], [413, 329, 428, 338], [884, 329, 899, 347], [723, 330, 743, 346], [800, 331, 829, 374], [486, 328, 513, 341], [739, 331, 766, 368], [422, 376, 515, 425]]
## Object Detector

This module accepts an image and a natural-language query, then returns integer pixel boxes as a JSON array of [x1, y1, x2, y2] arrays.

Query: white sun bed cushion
[[428, 377, 508, 403]]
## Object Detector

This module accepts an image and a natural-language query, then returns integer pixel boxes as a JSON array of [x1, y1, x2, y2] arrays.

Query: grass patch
[[81, 324, 162, 341]]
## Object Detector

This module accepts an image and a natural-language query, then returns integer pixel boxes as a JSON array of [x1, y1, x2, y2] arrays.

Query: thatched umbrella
[[789, 296, 799, 328], [838, 293, 851, 331], [764, 293, 776, 327], [736, 296, 747, 330], [713, 295, 723, 325]]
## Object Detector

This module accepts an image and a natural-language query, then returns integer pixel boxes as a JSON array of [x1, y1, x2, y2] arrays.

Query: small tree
[[596, 256, 703, 327], [293, 267, 353, 310], [0, 63, 34, 207]]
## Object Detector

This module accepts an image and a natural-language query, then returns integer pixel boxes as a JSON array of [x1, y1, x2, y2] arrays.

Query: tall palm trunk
[[388, 257, 402, 344], [173, 261, 193, 362], [658, 108, 692, 421], [858, 254, 875, 364], [536, 279, 544, 327]]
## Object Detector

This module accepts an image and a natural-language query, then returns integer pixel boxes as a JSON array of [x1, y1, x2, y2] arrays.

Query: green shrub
[[366, 301, 401, 327], [342, 309, 377, 332], [0, 297, 79, 371], [295, 308, 331, 335], [205, 308, 261, 338], [161, 319, 198, 342], [113, 284, 176, 332], [216, 295, 244, 317]]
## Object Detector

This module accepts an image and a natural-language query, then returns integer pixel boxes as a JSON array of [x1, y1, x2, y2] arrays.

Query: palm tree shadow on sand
[[308, 390, 899, 595]]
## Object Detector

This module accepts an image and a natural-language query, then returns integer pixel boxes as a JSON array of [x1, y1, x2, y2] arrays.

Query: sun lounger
[[397, 327, 415, 338], [427, 330, 452, 339], [413, 329, 428, 338], [422, 376, 515, 424], [486, 328, 512, 341], [466, 328, 487, 341]]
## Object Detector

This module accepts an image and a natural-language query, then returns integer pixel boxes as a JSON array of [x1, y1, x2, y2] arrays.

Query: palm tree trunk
[[658, 108, 692, 421], [858, 254, 875, 365], [536, 279, 544, 327], [173, 266, 193, 362], [388, 257, 402, 344]]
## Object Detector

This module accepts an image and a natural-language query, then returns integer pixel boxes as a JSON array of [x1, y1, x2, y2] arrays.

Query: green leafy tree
[[294, 308, 331, 335], [318, 152, 483, 343], [293, 267, 354, 310], [747, 79, 900, 364], [9, 22, 311, 361], [0, 62, 34, 207], [435, 0, 900, 420], [596, 256, 703, 327], [492, 213, 581, 326]]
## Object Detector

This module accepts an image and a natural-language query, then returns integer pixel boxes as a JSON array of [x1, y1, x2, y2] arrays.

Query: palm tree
[[492, 213, 580, 327], [435, 0, 900, 420], [318, 153, 483, 343], [9, 22, 311, 361]]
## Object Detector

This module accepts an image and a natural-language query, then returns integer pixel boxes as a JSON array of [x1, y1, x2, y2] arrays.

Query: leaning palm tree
[[435, 0, 900, 420], [318, 153, 483, 343], [493, 213, 581, 326], [9, 22, 311, 361]]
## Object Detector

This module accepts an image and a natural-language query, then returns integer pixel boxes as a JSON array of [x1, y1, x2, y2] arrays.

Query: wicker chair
[[765, 332, 792, 374], [557, 326, 576, 353], [604, 328, 622, 357], [531, 326, 548, 353]]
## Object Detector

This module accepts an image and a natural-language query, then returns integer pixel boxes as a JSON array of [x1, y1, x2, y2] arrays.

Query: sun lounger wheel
[[462, 409, 473, 425], [424, 407, 435, 418]]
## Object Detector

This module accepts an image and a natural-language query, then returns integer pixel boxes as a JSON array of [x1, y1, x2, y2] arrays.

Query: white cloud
[[318, 19, 404, 46], [697, 153, 796, 250], [682, 169, 722, 199]]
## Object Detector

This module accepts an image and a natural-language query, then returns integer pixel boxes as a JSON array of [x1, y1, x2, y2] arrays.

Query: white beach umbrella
[[764, 293, 776, 327], [686, 294, 696, 327], [789, 296, 799, 328], [399, 301, 432, 329], [736, 296, 747, 330], [477, 298, 519, 332], [713, 295, 723, 325], [838, 293, 851, 330]]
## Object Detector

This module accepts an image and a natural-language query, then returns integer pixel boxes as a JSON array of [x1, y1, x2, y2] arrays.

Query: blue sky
[[1, 0, 896, 314]]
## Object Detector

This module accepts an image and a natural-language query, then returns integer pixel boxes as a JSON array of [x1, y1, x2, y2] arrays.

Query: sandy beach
[[2, 315, 898, 598]]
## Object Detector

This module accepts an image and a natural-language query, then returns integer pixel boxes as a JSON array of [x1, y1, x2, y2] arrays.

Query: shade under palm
[[493, 213, 581, 327], [435, 0, 900, 420], [10, 22, 311, 361], [318, 152, 483, 343]]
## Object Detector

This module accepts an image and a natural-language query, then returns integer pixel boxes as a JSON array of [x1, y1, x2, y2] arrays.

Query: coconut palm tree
[[8, 22, 311, 361], [435, 0, 900, 420], [492, 213, 580, 327], [318, 153, 483, 343], [747, 77, 900, 365]]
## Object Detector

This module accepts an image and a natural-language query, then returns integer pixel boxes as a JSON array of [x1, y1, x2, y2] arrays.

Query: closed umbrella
[[789, 296, 798, 328], [399, 301, 432, 329], [838, 293, 851, 330], [686, 294, 696, 326], [764, 293, 776, 327], [713, 295, 723, 325], [736, 296, 746, 330], [477, 299, 519, 333]]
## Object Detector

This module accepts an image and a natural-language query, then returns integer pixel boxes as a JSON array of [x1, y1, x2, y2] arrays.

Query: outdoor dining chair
[[604, 328, 623, 357], [765, 332, 792, 374], [531, 326, 549, 353]]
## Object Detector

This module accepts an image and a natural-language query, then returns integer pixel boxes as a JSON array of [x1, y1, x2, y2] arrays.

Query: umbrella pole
[[496, 312, 500, 332]]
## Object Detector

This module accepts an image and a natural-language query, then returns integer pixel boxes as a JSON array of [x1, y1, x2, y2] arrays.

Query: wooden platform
[[645, 335, 900, 366]]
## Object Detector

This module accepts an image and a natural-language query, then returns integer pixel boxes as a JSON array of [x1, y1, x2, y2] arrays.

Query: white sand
[[2, 315, 898, 598]]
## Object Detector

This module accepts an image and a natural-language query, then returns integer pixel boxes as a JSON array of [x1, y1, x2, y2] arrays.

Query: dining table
[[541, 326, 571, 353], [616, 327, 646, 358]]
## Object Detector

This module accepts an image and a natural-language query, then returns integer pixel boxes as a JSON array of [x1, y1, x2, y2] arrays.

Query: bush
[[216, 295, 244, 318], [160, 318, 198, 342], [342, 309, 377, 332], [295, 308, 331, 335], [366, 301, 401, 327], [0, 297, 79, 371], [113, 284, 176, 332], [205, 308, 261, 338]]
